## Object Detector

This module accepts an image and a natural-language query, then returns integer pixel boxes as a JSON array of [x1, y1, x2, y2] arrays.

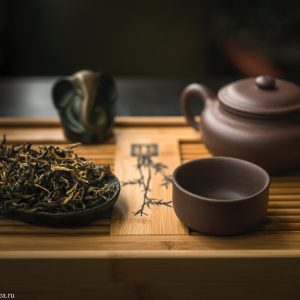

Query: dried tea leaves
[[0, 138, 117, 214]]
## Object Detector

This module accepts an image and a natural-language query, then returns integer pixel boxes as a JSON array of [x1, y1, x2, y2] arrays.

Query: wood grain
[[110, 128, 189, 235], [1, 118, 300, 300], [0, 251, 299, 300]]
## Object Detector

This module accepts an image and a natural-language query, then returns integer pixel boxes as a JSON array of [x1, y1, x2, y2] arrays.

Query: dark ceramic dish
[[2, 175, 120, 227], [172, 157, 270, 235]]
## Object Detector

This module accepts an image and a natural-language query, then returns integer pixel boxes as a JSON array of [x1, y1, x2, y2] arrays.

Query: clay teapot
[[180, 75, 300, 174]]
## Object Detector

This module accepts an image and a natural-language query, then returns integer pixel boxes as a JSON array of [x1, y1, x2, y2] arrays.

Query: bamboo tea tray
[[0, 117, 300, 299]]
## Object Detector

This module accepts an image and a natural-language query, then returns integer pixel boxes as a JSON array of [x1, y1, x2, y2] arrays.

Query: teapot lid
[[218, 75, 300, 116]]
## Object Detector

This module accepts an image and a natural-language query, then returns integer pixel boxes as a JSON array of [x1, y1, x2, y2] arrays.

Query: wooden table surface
[[0, 117, 300, 300]]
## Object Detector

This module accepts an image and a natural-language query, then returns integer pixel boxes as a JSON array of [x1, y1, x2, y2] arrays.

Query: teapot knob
[[255, 75, 276, 90]]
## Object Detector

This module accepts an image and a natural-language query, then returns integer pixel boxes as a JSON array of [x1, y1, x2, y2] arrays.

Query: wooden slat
[[0, 128, 66, 143], [0, 233, 299, 251], [1, 250, 300, 300], [270, 195, 300, 200], [270, 188, 300, 195], [261, 223, 300, 231], [0, 218, 110, 235], [270, 182, 300, 188], [269, 202, 300, 209], [268, 209, 300, 216], [268, 216, 300, 223], [271, 176, 300, 182]]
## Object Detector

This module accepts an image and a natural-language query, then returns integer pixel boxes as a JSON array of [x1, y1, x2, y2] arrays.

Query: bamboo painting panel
[[111, 128, 188, 235]]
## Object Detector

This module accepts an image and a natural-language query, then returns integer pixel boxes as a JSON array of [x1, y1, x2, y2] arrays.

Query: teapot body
[[181, 82, 300, 174], [202, 101, 300, 174]]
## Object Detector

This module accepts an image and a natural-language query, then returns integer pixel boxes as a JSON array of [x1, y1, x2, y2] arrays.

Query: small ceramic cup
[[172, 157, 270, 235]]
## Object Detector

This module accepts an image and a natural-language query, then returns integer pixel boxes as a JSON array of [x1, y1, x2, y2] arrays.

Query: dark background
[[0, 0, 299, 116]]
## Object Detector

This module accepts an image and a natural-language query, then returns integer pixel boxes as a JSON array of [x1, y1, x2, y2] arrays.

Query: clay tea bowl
[[172, 157, 270, 235]]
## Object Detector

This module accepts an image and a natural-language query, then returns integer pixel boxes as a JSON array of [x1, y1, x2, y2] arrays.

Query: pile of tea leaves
[[0, 137, 117, 214]]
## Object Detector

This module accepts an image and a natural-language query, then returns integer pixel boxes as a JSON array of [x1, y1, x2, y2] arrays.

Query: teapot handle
[[180, 83, 216, 130]]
